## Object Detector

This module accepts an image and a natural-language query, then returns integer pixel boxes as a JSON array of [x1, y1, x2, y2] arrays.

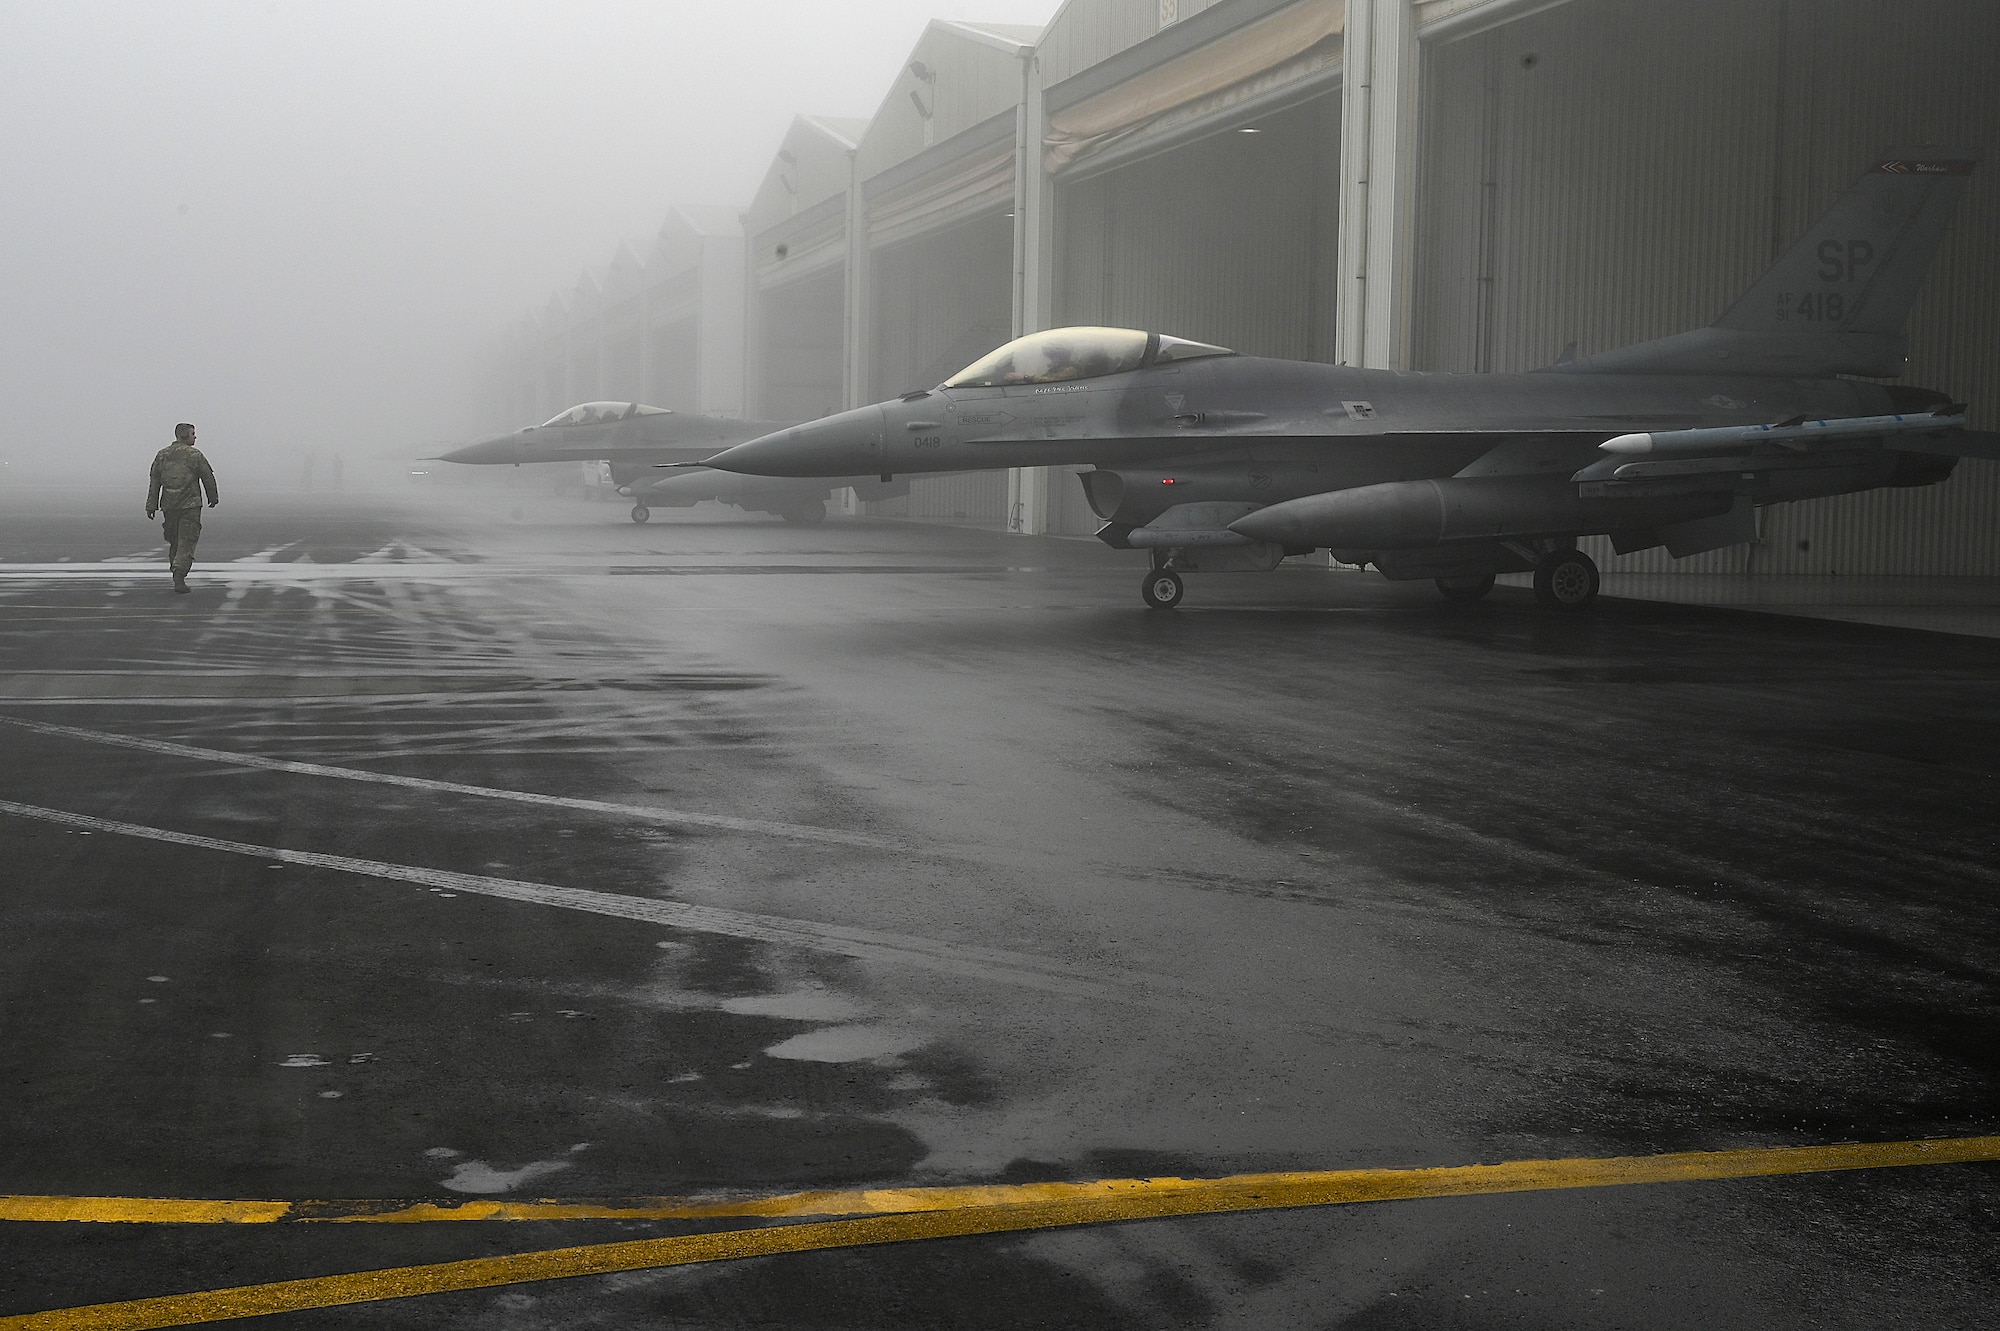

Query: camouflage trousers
[[162, 506, 203, 579]]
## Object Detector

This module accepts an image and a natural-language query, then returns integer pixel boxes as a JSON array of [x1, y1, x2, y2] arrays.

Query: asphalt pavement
[[2, 482, 1996, 1328]]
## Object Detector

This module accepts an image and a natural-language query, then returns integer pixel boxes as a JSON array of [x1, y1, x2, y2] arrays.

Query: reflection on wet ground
[[1, 487, 1996, 1328]]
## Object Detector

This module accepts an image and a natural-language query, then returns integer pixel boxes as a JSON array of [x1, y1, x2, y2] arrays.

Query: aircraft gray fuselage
[[708, 356, 1910, 484], [705, 354, 1954, 546]]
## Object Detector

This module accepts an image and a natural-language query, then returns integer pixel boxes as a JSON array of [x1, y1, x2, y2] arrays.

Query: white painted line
[[0, 799, 1130, 999], [0, 716, 881, 849], [0, 563, 480, 582]]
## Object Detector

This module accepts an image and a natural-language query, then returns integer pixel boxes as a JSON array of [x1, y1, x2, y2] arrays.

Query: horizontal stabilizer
[[1896, 430, 2000, 462]]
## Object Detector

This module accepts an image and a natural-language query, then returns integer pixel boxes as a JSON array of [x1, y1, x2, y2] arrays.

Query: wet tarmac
[[2, 484, 1997, 1328]]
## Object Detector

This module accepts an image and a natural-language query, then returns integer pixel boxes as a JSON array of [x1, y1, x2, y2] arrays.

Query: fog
[[0, 0, 1060, 486]]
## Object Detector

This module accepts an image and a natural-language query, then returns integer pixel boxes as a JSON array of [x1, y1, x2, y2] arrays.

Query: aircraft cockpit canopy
[[944, 327, 1234, 388], [538, 401, 670, 428]]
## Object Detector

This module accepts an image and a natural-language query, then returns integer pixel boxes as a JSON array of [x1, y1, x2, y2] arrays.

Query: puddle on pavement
[[763, 1025, 927, 1063], [441, 1143, 592, 1194], [721, 987, 867, 1023]]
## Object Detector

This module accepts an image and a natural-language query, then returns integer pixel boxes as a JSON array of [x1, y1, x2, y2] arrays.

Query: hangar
[[489, 0, 1998, 577]]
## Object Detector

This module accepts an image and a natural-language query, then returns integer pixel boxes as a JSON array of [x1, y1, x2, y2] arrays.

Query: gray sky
[[0, 0, 1061, 475]]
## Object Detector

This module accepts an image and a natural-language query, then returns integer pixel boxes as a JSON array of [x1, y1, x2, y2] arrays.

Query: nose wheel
[[1533, 549, 1599, 611], [630, 504, 651, 524], [1141, 567, 1184, 609]]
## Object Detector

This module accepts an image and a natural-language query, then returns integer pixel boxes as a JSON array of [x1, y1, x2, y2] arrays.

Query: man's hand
[[208, 500, 218, 508], [145, 508, 156, 519]]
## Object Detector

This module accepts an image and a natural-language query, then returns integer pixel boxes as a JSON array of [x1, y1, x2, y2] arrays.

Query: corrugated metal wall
[[896, 471, 1015, 526], [1042, 465, 1101, 536], [1417, 0, 2000, 575]]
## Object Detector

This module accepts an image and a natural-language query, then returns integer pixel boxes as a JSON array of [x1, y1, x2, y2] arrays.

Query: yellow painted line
[[4, 1136, 1997, 1329], [0, 1198, 291, 1225]]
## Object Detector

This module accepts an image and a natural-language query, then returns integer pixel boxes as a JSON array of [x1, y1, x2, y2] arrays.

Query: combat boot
[[173, 573, 190, 594]]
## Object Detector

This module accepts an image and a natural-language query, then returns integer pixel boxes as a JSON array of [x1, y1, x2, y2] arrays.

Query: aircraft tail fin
[[1557, 150, 1980, 378]]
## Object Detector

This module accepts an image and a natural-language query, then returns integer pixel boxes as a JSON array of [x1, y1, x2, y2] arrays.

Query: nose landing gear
[[1141, 567, 1184, 609], [630, 504, 651, 524]]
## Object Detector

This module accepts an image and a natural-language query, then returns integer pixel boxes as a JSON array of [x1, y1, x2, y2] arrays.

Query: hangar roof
[[856, 19, 1037, 183], [745, 114, 870, 239], [650, 204, 743, 280], [600, 242, 646, 304], [949, 20, 1043, 47]]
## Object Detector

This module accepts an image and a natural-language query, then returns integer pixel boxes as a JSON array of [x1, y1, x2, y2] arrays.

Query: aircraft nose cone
[[708, 406, 885, 477], [704, 429, 802, 476], [438, 434, 523, 464]]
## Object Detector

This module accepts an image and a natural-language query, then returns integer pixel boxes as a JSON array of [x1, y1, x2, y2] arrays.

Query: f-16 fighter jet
[[440, 402, 906, 524], [706, 151, 1995, 608]]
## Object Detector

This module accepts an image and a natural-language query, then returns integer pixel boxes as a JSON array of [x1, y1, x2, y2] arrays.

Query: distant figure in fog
[[145, 423, 219, 594]]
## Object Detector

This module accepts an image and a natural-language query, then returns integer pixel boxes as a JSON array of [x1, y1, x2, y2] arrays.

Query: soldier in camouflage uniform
[[146, 423, 220, 593]]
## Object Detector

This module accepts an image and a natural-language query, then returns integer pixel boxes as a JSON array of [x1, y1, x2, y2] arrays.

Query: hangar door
[[757, 270, 846, 425], [648, 315, 699, 413], [870, 210, 1015, 525], [604, 304, 644, 402], [1054, 91, 1342, 533], [1415, 0, 2000, 575]]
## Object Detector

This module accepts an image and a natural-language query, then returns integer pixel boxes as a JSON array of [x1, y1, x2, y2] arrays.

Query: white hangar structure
[[485, 0, 2000, 577]]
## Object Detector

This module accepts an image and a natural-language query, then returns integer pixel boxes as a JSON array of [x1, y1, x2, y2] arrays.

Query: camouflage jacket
[[148, 443, 218, 512]]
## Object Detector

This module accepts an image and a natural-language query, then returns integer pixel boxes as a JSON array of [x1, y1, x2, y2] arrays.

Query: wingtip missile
[[1599, 433, 1654, 454], [1597, 410, 1969, 460]]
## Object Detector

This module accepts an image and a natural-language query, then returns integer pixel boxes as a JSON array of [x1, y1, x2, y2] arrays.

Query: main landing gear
[[1533, 548, 1599, 611], [630, 504, 651, 524]]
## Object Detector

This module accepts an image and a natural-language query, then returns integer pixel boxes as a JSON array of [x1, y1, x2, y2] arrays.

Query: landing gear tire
[[780, 499, 826, 526], [630, 504, 651, 524], [1141, 568, 1185, 610], [1533, 550, 1599, 611], [1436, 573, 1496, 602]]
